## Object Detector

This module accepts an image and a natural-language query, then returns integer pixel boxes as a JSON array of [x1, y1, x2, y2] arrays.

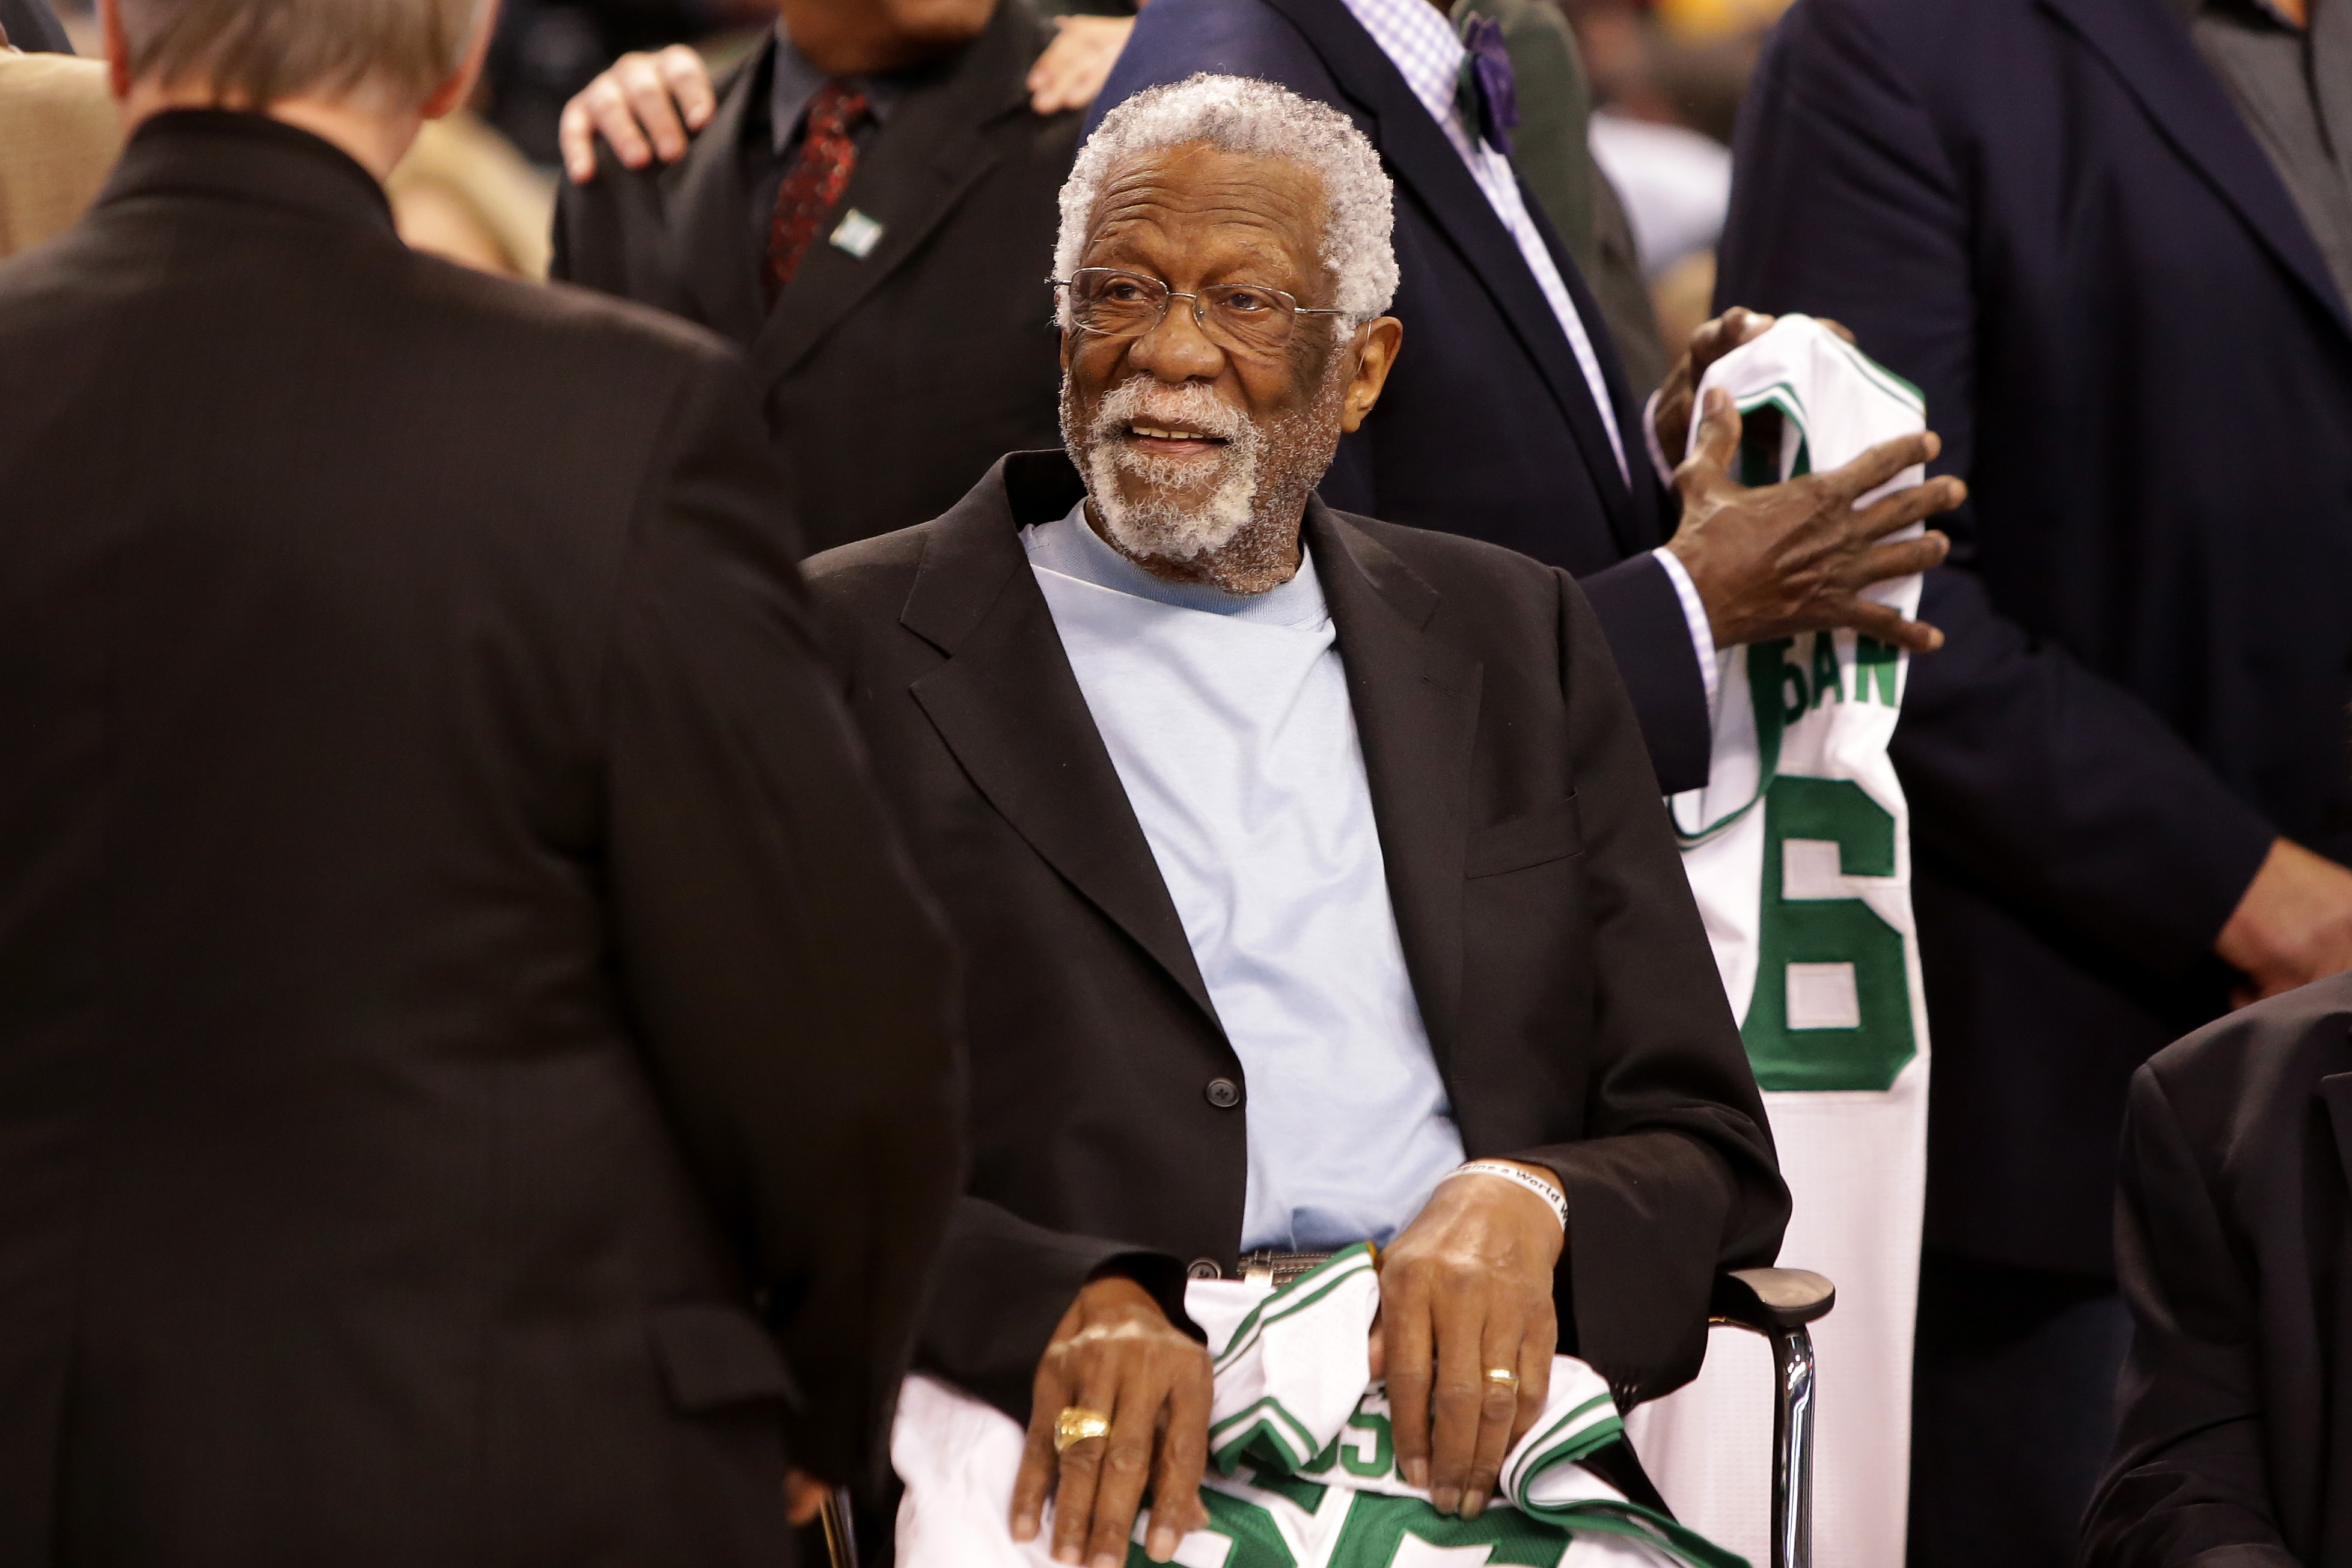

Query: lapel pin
[[829, 209, 885, 260]]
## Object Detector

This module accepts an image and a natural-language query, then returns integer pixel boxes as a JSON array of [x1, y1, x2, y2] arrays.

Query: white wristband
[[1450, 1160, 1568, 1230]]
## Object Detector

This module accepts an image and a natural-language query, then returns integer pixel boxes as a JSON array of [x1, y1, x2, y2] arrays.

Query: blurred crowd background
[[19, 0, 1774, 346]]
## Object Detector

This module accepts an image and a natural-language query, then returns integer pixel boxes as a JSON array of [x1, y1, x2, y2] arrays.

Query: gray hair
[[118, 0, 478, 106], [1053, 74, 1400, 328]]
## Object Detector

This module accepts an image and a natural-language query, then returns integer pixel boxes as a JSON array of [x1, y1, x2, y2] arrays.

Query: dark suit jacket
[[552, 1, 1080, 557], [1715, 0, 2352, 1275], [1093, 0, 1715, 792], [0, 0, 72, 52], [2079, 972, 2352, 1567], [804, 451, 1788, 1418], [0, 111, 961, 1565]]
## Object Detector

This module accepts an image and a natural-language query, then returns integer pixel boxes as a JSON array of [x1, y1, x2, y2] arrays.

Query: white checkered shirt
[[1337, 0, 1628, 483]]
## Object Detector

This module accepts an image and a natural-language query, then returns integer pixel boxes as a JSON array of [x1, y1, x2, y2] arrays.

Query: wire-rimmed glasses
[[1049, 267, 1352, 356]]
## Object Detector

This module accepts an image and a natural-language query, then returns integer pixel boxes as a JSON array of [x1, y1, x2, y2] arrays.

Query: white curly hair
[[1052, 74, 1400, 329]]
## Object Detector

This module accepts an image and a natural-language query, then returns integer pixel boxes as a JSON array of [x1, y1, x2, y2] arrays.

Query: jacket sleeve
[[1089, 0, 1342, 133], [1575, 553, 1713, 795], [1714, 0, 2276, 971], [1515, 570, 1790, 1405], [2079, 1066, 2295, 1567], [602, 345, 964, 1487]]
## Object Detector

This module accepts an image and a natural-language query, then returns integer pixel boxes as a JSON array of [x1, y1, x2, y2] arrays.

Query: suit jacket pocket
[[1465, 795, 1585, 878], [647, 1304, 805, 1415]]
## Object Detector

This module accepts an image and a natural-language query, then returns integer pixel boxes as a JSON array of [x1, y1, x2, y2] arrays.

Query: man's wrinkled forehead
[[1081, 143, 1330, 284]]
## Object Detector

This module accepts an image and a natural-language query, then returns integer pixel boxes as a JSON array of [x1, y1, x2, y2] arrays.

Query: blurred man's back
[[0, 76, 959, 1568]]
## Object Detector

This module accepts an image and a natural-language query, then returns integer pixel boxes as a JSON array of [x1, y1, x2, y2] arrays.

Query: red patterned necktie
[[764, 80, 871, 305]]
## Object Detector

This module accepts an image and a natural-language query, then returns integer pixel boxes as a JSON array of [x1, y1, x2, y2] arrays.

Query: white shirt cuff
[[1650, 545, 1720, 710], [1642, 388, 1679, 489]]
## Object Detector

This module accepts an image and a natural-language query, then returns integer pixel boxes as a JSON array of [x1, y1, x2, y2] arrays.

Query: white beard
[[1071, 377, 1266, 563]]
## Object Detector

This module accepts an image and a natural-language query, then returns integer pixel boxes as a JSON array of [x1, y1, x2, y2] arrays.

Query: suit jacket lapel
[[661, 41, 768, 346], [2038, 0, 2352, 342], [902, 463, 1223, 1028], [1262, 0, 1639, 538], [1310, 502, 1483, 1071], [748, 4, 1031, 386]]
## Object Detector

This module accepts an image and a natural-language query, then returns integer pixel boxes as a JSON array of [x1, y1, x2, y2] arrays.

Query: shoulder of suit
[[1773, 0, 2009, 72], [802, 516, 938, 595], [400, 256, 748, 391], [2141, 971, 2352, 1133]]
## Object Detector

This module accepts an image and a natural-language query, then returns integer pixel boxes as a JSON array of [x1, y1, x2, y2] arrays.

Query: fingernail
[[1432, 1486, 1460, 1515], [1092, 1554, 1122, 1568], [1462, 1489, 1488, 1519], [1402, 1457, 1429, 1487], [1053, 1548, 1082, 1566], [1148, 1528, 1178, 1561]]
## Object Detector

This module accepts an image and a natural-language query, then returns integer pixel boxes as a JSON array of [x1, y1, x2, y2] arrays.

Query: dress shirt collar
[[1025, 501, 1331, 627], [768, 24, 907, 155], [1338, 0, 1483, 160]]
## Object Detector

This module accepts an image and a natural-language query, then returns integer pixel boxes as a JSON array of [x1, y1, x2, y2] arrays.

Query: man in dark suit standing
[[1713, 0, 2352, 1558], [2080, 969, 2352, 1567], [0, 0, 962, 1558], [552, 0, 1082, 555], [1088, 0, 1960, 798], [801, 75, 1952, 1566]]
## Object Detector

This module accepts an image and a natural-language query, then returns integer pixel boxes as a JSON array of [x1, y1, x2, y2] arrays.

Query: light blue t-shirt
[[1022, 507, 1467, 1251]]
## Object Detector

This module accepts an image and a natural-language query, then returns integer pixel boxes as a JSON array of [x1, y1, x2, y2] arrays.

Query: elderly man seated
[[808, 74, 1950, 1566]]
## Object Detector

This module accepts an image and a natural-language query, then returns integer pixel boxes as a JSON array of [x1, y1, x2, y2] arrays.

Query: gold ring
[[1054, 1406, 1113, 1454], [1485, 1367, 1520, 1391]]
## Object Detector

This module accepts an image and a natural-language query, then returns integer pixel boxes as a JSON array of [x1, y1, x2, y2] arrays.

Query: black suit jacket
[[804, 452, 1788, 1418], [1715, 0, 2352, 1275], [1093, 0, 1715, 793], [2080, 972, 2352, 1567], [552, 1, 1080, 557], [0, 112, 961, 1564]]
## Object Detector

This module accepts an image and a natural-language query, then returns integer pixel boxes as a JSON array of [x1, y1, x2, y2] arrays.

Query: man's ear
[[99, 0, 133, 99], [1338, 315, 1403, 435], [421, 0, 501, 119]]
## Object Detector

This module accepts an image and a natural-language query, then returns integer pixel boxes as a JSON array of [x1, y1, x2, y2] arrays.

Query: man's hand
[[1666, 388, 1963, 652], [558, 44, 717, 184], [1651, 307, 1776, 466], [1011, 1275, 1212, 1567], [784, 1468, 830, 1526], [1026, 15, 1135, 114], [2217, 838, 2352, 1005], [1376, 1162, 1565, 1521], [1650, 308, 1865, 465]]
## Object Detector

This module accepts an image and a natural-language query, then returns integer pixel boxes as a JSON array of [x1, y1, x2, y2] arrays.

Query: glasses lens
[[1202, 283, 1300, 353], [1070, 270, 1167, 337]]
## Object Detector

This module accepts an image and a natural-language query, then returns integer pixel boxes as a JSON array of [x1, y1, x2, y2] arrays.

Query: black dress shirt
[[738, 28, 911, 280]]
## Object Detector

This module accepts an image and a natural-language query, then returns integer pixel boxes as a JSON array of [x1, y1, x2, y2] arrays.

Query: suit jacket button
[[1205, 1077, 1242, 1109], [1186, 1257, 1222, 1281]]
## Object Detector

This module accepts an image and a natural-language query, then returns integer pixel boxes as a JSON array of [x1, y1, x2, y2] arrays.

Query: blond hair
[[118, 0, 478, 107]]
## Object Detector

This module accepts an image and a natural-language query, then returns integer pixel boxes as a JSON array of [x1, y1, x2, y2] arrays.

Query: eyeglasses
[[1049, 268, 1352, 355]]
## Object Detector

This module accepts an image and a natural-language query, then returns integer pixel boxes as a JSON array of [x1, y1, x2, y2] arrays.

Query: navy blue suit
[[1093, 0, 1715, 792], [1718, 0, 2352, 1553], [1718, 0, 2352, 1284]]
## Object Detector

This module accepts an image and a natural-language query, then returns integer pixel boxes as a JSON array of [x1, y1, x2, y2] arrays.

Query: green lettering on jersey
[[1328, 1492, 1570, 1567], [1855, 635, 1899, 705], [1740, 774, 1916, 1090], [1339, 1412, 1393, 1478], [1810, 633, 1843, 708]]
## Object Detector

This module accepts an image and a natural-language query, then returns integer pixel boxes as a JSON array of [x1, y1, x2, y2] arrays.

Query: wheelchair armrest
[[1709, 1268, 1835, 1333]]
